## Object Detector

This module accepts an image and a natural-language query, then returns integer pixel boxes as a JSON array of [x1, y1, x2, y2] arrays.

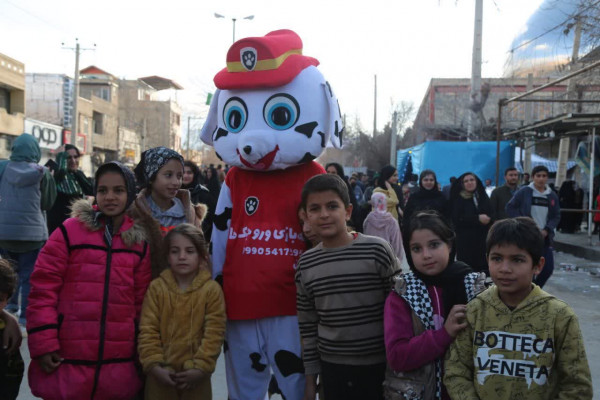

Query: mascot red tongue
[[200, 29, 343, 399]]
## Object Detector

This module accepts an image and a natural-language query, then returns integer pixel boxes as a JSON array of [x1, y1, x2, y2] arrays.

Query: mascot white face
[[201, 31, 343, 171]]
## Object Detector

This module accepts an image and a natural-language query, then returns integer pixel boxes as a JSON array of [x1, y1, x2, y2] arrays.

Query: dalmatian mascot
[[200, 29, 343, 399]]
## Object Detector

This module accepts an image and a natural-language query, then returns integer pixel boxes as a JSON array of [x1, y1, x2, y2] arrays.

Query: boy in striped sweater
[[296, 174, 401, 400]]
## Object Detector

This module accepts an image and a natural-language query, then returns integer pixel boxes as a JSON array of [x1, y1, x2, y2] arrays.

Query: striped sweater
[[295, 233, 401, 375]]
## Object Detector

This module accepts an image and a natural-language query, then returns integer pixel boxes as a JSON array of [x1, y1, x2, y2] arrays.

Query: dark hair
[[531, 165, 549, 176], [164, 223, 210, 273], [486, 217, 544, 265], [325, 162, 345, 178], [301, 174, 350, 209], [64, 144, 80, 157], [378, 165, 397, 189], [402, 210, 455, 271], [504, 167, 518, 176], [419, 169, 438, 190], [0, 259, 17, 298]]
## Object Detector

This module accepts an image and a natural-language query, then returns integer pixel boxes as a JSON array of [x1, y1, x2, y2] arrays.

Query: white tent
[[514, 147, 576, 173]]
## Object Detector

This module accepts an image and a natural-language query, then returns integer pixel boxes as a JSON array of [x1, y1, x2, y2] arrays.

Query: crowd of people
[[0, 132, 594, 399]]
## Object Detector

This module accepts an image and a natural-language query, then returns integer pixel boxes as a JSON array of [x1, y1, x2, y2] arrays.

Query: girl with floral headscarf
[[131, 147, 207, 277]]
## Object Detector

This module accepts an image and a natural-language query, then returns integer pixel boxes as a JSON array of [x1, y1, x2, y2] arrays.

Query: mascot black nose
[[243, 145, 252, 155]]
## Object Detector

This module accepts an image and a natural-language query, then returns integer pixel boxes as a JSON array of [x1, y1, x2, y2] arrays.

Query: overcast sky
[[1, 0, 545, 139]]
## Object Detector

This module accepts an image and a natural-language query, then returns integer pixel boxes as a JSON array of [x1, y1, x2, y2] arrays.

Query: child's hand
[[302, 374, 317, 400], [172, 368, 206, 390], [150, 365, 177, 387], [444, 304, 468, 338], [1, 311, 22, 355], [38, 351, 63, 373]]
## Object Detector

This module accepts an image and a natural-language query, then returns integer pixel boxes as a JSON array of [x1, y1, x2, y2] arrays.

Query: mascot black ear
[[323, 81, 343, 149], [200, 89, 221, 146]]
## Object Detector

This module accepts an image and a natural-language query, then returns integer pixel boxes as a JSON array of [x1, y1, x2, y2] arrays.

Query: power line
[[3, 0, 72, 36], [508, 0, 600, 54]]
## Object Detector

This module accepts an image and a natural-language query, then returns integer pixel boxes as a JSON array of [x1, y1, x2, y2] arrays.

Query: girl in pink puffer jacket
[[26, 161, 151, 400]]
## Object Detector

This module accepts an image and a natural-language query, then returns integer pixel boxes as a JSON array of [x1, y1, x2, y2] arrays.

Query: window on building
[[93, 111, 104, 134], [174, 113, 180, 125], [0, 87, 10, 111], [83, 117, 90, 134], [4, 135, 14, 151]]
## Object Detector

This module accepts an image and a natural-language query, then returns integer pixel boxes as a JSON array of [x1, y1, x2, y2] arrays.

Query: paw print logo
[[240, 47, 257, 71], [245, 196, 259, 216]]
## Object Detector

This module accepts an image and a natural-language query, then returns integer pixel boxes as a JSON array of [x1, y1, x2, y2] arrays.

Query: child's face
[[168, 233, 202, 280], [96, 171, 128, 217], [298, 209, 320, 246], [152, 159, 183, 201], [305, 190, 352, 243], [409, 229, 451, 276], [532, 171, 548, 188], [488, 243, 544, 308]]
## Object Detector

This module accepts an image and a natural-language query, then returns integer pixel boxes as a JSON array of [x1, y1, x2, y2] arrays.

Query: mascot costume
[[200, 29, 343, 399]]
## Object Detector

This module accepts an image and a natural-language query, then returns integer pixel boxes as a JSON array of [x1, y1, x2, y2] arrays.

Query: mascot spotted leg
[[201, 30, 343, 400]]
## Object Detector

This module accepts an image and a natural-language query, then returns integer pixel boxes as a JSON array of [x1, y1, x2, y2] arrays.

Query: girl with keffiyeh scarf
[[383, 211, 485, 400]]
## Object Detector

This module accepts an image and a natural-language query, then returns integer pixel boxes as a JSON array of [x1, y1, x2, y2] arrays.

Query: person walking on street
[[403, 169, 448, 223], [450, 172, 492, 275], [489, 167, 519, 222], [46, 144, 93, 235], [0, 134, 56, 327], [374, 165, 404, 224], [506, 166, 560, 288], [183, 160, 215, 241]]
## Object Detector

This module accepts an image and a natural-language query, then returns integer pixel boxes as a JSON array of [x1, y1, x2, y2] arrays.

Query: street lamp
[[214, 13, 254, 43]]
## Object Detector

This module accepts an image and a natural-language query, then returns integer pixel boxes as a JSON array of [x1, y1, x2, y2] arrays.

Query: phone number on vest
[[242, 246, 304, 257]]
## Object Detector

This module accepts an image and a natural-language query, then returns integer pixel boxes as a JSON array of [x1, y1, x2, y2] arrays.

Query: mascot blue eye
[[263, 94, 300, 131], [223, 97, 248, 133]]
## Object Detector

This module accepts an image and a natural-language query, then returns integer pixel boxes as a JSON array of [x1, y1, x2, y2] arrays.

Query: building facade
[[79, 66, 120, 168], [118, 76, 182, 153], [0, 53, 25, 159]]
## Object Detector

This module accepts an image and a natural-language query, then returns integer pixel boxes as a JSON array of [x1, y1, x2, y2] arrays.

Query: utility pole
[[63, 39, 95, 148], [390, 111, 398, 166], [187, 116, 191, 160], [468, 0, 483, 140], [72, 41, 80, 146], [523, 73, 534, 176], [142, 117, 147, 152], [556, 16, 583, 187], [373, 74, 378, 136]]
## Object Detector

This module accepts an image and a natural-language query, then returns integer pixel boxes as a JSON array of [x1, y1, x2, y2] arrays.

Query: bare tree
[[344, 101, 415, 171]]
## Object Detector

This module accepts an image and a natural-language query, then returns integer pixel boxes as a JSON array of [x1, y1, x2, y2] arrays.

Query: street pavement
[[15, 250, 599, 400]]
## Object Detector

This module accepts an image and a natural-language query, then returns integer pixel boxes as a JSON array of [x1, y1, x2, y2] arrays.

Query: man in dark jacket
[[506, 166, 560, 288], [490, 167, 519, 222]]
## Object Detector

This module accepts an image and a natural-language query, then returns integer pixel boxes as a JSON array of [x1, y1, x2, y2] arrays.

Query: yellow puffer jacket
[[138, 268, 226, 374]]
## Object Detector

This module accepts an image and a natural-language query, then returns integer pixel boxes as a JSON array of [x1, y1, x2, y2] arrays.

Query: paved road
[[16, 251, 599, 399]]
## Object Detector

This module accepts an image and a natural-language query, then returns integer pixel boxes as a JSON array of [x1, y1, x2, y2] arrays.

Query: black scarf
[[411, 261, 473, 317]]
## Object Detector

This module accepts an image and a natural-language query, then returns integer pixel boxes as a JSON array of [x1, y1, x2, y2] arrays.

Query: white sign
[[24, 119, 62, 150]]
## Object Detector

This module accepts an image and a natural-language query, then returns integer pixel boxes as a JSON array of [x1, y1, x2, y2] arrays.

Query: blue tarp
[[397, 141, 516, 186]]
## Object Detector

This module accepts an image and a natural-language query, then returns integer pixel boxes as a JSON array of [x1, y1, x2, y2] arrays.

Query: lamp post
[[214, 13, 254, 43]]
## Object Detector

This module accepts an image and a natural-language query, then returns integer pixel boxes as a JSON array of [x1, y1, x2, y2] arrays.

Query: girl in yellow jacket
[[138, 224, 226, 400]]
